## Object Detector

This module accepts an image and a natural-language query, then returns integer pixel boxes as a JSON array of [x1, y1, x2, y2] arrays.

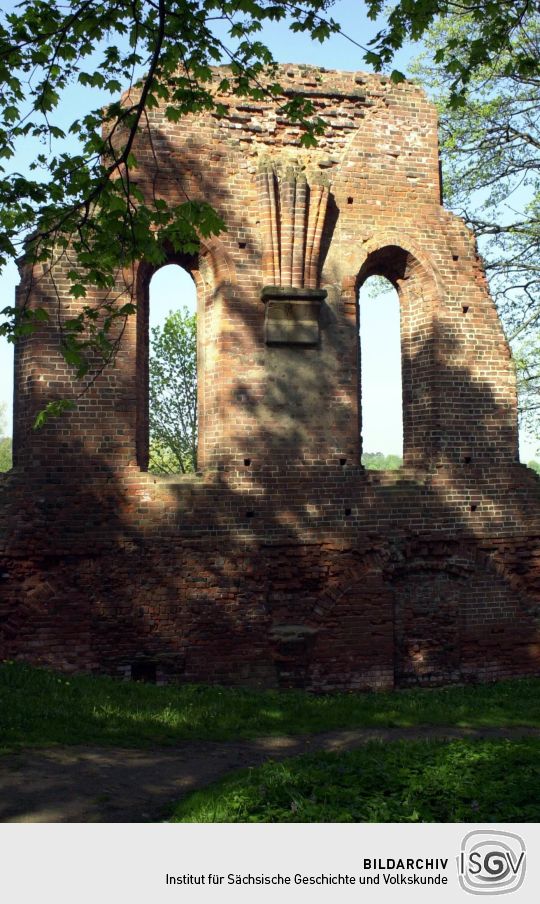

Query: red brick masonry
[[1, 66, 540, 689]]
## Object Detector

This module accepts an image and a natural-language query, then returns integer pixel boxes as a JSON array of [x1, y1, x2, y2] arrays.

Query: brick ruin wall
[[1, 66, 540, 690]]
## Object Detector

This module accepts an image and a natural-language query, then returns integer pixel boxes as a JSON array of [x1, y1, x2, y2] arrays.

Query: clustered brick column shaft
[[1, 65, 539, 692], [257, 164, 329, 289]]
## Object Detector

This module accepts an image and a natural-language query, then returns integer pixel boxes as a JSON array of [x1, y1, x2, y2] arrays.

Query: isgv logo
[[458, 830, 526, 895]]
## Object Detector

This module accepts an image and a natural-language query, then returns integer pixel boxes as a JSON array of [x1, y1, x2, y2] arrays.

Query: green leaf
[[63, 318, 84, 332], [390, 69, 406, 84], [33, 399, 76, 430]]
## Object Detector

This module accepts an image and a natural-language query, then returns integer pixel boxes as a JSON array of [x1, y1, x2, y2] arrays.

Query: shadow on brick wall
[[1, 125, 540, 690]]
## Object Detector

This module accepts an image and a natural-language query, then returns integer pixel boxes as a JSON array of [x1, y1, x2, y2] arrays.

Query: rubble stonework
[[1, 66, 540, 689]]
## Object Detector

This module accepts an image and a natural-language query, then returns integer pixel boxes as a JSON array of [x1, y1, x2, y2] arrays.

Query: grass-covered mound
[[169, 738, 540, 823]]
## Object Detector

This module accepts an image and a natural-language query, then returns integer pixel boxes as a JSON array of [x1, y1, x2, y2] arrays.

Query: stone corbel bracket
[[262, 285, 327, 346]]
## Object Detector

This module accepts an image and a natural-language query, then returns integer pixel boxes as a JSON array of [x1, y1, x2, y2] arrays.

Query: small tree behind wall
[[0, 401, 11, 472], [149, 308, 197, 474]]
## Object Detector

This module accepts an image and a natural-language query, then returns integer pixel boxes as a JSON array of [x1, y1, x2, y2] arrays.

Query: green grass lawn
[[1, 660, 540, 751], [169, 738, 540, 823]]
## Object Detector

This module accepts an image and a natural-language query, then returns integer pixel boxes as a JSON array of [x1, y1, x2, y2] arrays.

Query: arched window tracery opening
[[356, 245, 438, 470], [136, 259, 199, 474], [358, 275, 403, 470]]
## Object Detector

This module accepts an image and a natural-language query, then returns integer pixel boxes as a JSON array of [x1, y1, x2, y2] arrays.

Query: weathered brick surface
[[1, 66, 540, 689]]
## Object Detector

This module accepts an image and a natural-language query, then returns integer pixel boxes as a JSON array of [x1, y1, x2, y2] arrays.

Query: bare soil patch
[[2, 726, 538, 823]]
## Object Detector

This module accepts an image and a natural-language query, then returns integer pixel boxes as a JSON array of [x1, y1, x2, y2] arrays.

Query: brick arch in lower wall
[[385, 541, 540, 686], [261, 537, 540, 690]]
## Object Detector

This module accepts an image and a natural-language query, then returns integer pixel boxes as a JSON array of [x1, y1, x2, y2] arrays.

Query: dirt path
[[1, 726, 538, 823]]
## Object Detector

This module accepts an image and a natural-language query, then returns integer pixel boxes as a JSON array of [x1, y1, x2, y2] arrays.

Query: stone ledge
[[262, 286, 327, 346], [261, 285, 327, 302]]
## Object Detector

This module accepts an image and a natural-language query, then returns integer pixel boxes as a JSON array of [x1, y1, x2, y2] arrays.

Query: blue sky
[[0, 1, 536, 458]]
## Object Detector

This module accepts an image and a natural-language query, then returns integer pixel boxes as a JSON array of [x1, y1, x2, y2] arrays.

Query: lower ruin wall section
[[2, 466, 540, 691]]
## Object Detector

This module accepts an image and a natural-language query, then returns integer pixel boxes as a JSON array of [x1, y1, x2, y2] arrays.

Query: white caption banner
[[0, 823, 538, 903]]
